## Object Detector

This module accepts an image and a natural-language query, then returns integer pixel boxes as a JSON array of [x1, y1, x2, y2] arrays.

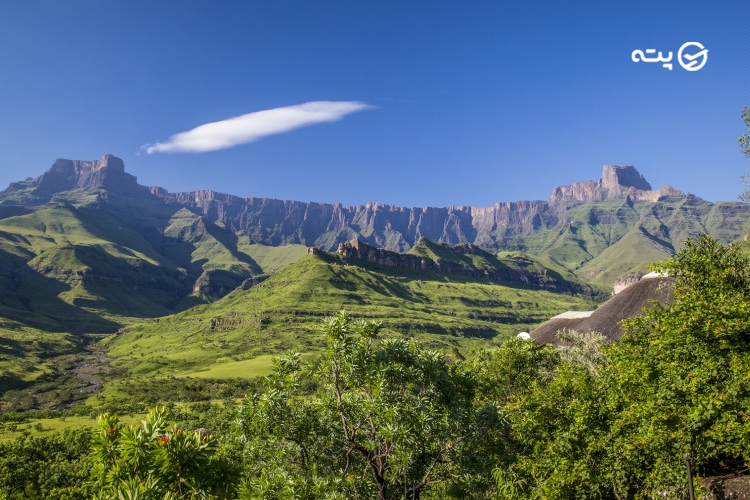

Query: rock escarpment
[[159, 192, 564, 251], [5, 155, 149, 201], [157, 164, 689, 251], [548, 165, 683, 204], [328, 238, 593, 294], [0, 157, 699, 252], [336, 238, 445, 270]]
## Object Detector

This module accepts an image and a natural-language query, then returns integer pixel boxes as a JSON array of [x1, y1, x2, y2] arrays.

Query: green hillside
[[496, 250, 589, 286], [0, 202, 310, 333], [499, 197, 750, 285], [2, 156, 749, 409], [161, 208, 262, 277], [0, 204, 183, 332], [0, 200, 311, 393], [101, 253, 597, 392], [504, 198, 641, 270], [576, 225, 675, 285], [340, 237, 596, 294], [0, 317, 82, 391], [235, 240, 309, 274]]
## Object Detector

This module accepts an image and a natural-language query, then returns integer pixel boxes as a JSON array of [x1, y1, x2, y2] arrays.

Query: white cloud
[[141, 101, 373, 154]]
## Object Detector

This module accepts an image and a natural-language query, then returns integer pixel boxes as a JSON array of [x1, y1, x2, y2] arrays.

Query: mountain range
[[3, 155, 747, 286], [0, 155, 748, 396]]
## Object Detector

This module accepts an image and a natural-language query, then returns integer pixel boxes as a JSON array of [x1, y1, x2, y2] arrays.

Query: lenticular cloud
[[142, 101, 373, 154]]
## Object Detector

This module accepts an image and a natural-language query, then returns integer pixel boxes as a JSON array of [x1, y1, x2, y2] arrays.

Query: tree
[[490, 236, 750, 499], [235, 311, 501, 500], [488, 335, 613, 499], [738, 106, 750, 201], [603, 235, 750, 497]]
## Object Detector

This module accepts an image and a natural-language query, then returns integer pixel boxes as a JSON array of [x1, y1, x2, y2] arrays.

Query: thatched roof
[[530, 276, 673, 346]]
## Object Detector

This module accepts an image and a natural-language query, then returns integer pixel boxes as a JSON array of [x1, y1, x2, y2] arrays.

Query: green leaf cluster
[[0, 427, 94, 499], [91, 407, 239, 499]]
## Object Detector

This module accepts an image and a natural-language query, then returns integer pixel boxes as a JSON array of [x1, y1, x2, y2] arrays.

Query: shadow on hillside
[[397, 321, 500, 339], [0, 205, 32, 220], [0, 335, 25, 356], [0, 248, 123, 334], [0, 374, 26, 392]]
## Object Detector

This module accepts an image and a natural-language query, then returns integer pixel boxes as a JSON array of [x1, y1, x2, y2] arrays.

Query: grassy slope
[[703, 201, 750, 242], [102, 254, 597, 388], [0, 317, 82, 390], [0, 414, 145, 443], [497, 251, 578, 281], [576, 226, 675, 285], [0, 203, 310, 330], [406, 238, 596, 293], [0, 202, 311, 388], [505, 197, 750, 287], [406, 238, 502, 273], [0, 205, 180, 332], [236, 241, 309, 274], [161, 208, 262, 277], [517, 199, 643, 271]]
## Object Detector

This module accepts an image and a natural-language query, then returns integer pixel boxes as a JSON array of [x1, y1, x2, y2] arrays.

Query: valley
[[0, 155, 748, 406]]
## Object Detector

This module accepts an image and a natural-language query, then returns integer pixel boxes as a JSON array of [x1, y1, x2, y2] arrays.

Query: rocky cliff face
[[601, 165, 651, 191], [159, 163, 689, 251], [32, 155, 147, 198], [1, 155, 149, 204], [331, 238, 592, 293], [548, 165, 683, 205], [160, 191, 561, 251], [336, 239, 439, 270], [4, 156, 745, 268]]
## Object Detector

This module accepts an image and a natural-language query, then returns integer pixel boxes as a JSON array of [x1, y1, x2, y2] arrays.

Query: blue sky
[[1, 1, 749, 207]]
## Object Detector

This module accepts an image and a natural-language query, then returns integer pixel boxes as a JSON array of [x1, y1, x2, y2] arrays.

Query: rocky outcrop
[[549, 180, 603, 204], [549, 165, 683, 205], [191, 269, 254, 297], [336, 239, 437, 270], [240, 275, 270, 289], [33, 155, 147, 198], [331, 238, 592, 294], [600, 165, 651, 191], [450, 243, 495, 257]]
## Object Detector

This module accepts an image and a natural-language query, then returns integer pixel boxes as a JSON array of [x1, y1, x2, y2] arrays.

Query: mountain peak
[[27, 154, 144, 199], [600, 165, 651, 191], [93, 154, 125, 172], [549, 165, 679, 204]]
